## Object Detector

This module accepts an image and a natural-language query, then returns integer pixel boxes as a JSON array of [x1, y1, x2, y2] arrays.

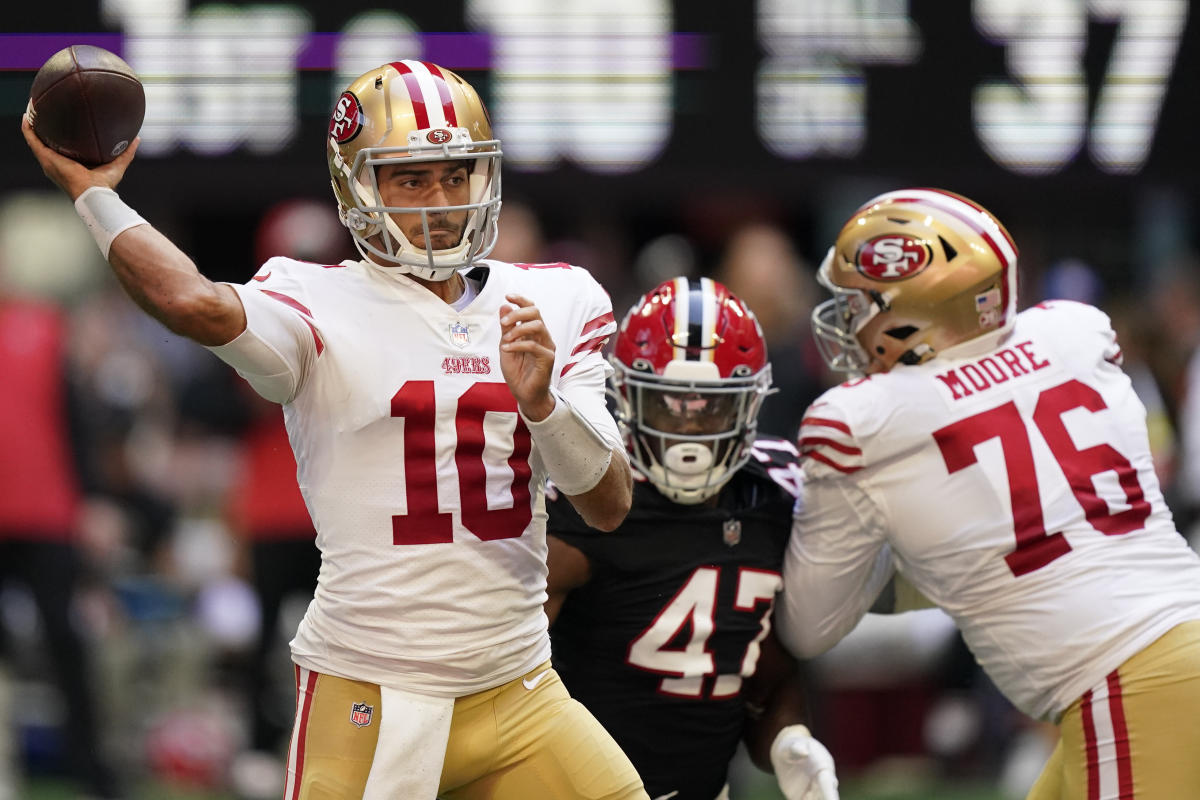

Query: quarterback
[[23, 61, 647, 799], [548, 278, 839, 800], [776, 188, 1200, 798]]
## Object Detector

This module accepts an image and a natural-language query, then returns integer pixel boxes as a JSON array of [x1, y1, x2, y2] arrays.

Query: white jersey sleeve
[[779, 300, 1200, 720], [549, 269, 621, 451], [205, 257, 328, 403], [776, 401, 897, 658]]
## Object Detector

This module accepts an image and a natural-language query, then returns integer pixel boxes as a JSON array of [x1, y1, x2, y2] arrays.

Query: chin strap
[[770, 725, 840, 800]]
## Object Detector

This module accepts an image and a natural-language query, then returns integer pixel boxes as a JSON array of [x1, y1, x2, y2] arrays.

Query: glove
[[770, 724, 839, 800]]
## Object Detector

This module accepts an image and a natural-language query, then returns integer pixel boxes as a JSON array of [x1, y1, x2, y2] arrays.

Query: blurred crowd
[[1, 188, 1199, 800]]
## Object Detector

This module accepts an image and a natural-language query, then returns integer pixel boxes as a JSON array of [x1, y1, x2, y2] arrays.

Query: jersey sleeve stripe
[[579, 312, 615, 337], [570, 332, 611, 357], [804, 450, 863, 474], [262, 290, 325, 356], [800, 415, 853, 436], [799, 435, 861, 456]]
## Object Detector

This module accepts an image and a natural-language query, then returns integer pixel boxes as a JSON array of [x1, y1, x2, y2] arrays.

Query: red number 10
[[390, 381, 532, 545], [933, 379, 1150, 576]]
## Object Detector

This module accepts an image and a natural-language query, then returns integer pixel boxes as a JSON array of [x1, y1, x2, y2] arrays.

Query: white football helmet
[[326, 59, 501, 281]]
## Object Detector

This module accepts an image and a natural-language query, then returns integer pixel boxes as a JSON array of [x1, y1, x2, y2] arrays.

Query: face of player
[[641, 389, 739, 438], [376, 160, 472, 251]]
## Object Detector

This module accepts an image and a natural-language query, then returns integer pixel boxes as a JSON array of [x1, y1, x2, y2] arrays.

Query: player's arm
[[544, 534, 592, 625], [499, 294, 632, 531], [742, 631, 839, 800], [775, 476, 894, 660], [21, 116, 246, 346]]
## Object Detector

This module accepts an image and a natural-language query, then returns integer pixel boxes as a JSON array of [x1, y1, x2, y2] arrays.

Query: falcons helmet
[[611, 277, 773, 504], [327, 60, 501, 280], [812, 187, 1019, 376]]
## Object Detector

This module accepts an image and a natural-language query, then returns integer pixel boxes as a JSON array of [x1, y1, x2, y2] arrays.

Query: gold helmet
[[327, 60, 501, 280], [812, 188, 1019, 375]]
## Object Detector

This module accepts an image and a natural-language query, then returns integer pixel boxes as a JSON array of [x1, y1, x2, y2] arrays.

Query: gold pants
[[1027, 620, 1200, 799], [286, 660, 647, 800]]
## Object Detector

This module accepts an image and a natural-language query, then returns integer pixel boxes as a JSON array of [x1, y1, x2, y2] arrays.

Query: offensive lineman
[[547, 278, 839, 800], [23, 61, 647, 799], [776, 188, 1200, 798]]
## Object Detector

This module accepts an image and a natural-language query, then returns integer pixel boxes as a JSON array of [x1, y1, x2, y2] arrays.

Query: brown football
[[28, 44, 146, 167]]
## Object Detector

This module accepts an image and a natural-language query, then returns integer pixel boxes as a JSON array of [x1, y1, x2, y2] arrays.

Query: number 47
[[933, 378, 1150, 577]]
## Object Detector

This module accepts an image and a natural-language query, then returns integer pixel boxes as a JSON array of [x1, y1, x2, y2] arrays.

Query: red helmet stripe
[[391, 61, 430, 130], [422, 62, 459, 127]]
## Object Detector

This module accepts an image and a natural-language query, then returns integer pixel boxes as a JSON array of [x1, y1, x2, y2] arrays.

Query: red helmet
[[611, 277, 773, 504]]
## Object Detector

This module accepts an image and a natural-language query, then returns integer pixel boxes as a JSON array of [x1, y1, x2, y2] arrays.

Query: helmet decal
[[391, 60, 459, 129], [329, 92, 363, 144], [426, 128, 453, 144], [855, 234, 933, 281]]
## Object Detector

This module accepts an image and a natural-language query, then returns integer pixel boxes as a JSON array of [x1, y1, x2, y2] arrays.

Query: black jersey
[[548, 436, 802, 800]]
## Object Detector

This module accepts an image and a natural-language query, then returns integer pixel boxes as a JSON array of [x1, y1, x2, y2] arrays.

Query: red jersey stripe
[[580, 312, 615, 337], [262, 290, 314, 319], [571, 333, 610, 356], [262, 290, 324, 356], [801, 416, 853, 436], [803, 450, 862, 475], [798, 436, 862, 456]]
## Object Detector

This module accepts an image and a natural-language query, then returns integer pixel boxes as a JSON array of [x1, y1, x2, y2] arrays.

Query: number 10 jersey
[[209, 257, 620, 696]]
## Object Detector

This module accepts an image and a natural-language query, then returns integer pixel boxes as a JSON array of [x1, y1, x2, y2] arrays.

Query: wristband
[[522, 388, 613, 496], [74, 186, 147, 259]]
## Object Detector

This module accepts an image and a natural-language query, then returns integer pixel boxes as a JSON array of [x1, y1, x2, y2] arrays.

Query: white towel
[[361, 685, 455, 799]]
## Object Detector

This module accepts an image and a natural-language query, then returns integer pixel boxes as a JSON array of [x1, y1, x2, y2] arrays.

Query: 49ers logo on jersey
[[329, 92, 363, 143], [855, 235, 932, 281]]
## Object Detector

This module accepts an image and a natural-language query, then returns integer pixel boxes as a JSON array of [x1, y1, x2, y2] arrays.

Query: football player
[[22, 61, 647, 799], [547, 277, 839, 800], [776, 188, 1200, 798]]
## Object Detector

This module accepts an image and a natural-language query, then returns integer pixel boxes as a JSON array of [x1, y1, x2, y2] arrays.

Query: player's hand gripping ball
[[27, 44, 145, 166]]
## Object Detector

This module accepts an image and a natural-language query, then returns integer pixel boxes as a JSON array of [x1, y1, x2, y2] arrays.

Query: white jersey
[[777, 300, 1200, 720], [208, 257, 620, 696]]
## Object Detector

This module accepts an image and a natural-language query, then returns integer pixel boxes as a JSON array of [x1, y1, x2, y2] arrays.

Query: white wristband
[[74, 186, 147, 259], [523, 388, 613, 496]]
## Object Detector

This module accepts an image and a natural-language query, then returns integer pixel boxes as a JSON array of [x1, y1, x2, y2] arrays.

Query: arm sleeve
[[204, 277, 320, 404], [775, 472, 894, 659], [554, 274, 622, 451]]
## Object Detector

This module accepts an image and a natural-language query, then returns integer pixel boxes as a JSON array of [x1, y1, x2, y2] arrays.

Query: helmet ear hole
[[885, 325, 919, 340]]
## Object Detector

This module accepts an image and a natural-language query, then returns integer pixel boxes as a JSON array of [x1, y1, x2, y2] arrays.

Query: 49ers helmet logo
[[329, 92, 363, 144], [855, 235, 932, 281], [426, 128, 453, 144]]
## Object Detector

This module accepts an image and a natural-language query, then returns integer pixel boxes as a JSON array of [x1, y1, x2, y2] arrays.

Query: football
[[27, 44, 145, 167]]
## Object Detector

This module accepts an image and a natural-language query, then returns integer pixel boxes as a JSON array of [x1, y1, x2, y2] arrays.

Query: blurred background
[[2, 1, 1199, 798]]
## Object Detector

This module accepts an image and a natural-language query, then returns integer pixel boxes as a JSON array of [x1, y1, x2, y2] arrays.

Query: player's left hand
[[498, 293, 556, 420], [770, 724, 839, 800]]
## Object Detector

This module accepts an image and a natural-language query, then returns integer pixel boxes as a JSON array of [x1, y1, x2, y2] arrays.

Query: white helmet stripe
[[671, 276, 690, 361], [698, 277, 717, 363], [393, 59, 452, 129]]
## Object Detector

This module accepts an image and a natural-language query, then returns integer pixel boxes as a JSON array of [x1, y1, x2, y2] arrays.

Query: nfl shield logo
[[723, 519, 742, 547], [449, 321, 471, 349], [350, 702, 373, 728]]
